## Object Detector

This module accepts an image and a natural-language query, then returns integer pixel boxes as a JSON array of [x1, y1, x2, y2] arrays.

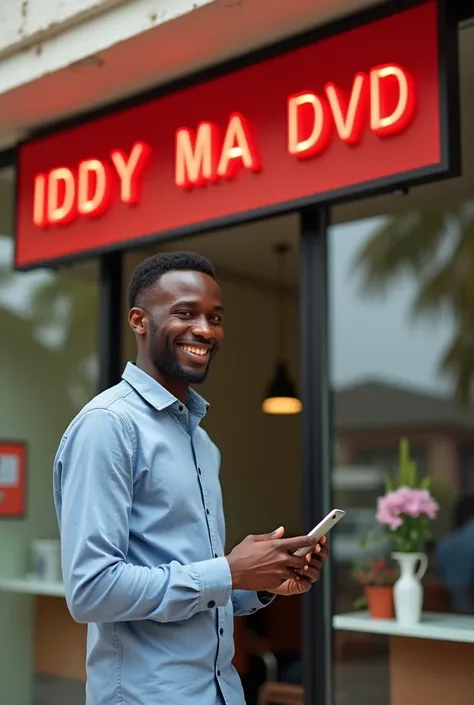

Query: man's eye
[[210, 316, 222, 324], [176, 311, 193, 318]]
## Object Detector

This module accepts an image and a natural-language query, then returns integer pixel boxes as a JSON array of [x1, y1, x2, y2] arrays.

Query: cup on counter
[[31, 539, 62, 582]]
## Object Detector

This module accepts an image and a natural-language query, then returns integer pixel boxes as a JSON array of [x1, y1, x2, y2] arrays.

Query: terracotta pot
[[365, 586, 394, 619]]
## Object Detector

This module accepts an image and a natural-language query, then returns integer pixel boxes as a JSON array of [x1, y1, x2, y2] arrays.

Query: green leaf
[[353, 596, 367, 610], [385, 474, 394, 492]]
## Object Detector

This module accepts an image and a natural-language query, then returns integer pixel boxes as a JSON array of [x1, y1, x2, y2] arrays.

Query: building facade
[[1, 2, 474, 705]]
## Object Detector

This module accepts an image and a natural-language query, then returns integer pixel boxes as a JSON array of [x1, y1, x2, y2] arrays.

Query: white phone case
[[293, 508, 346, 557]]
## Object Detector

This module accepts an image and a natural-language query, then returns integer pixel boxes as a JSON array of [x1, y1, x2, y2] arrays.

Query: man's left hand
[[269, 535, 329, 596]]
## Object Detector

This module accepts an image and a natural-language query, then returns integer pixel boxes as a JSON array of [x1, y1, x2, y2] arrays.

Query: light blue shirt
[[53, 362, 271, 705]]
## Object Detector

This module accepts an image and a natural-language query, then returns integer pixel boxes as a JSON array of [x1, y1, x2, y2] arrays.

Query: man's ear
[[128, 307, 148, 336]]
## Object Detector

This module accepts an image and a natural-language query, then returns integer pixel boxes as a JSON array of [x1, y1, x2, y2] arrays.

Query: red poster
[[0, 442, 27, 517], [15, 1, 457, 268]]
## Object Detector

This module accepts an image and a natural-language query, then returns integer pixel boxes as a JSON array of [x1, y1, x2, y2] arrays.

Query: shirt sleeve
[[54, 408, 232, 624], [231, 589, 275, 616]]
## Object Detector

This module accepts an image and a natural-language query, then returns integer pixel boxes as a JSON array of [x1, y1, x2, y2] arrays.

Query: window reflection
[[331, 203, 474, 705], [0, 233, 98, 705]]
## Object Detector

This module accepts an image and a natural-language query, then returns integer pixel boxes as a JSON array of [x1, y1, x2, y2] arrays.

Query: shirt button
[[217, 670, 221, 676], [198, 468, 202, 475], [208, 601, 216, 608], [206, 508, 210, 515], [178, 404, 184, 411], [214, 553, 218, 558], [220, 628, 224, 636]]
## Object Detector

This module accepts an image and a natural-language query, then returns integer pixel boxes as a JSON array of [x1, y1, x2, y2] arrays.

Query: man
[[53, 252, 328, 705], [436, 495, 474, 614]]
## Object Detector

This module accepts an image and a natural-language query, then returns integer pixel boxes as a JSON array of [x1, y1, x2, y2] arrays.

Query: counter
[[0, 577, 65, 597], [0, 577, 86, 681], [333, 611, 474, 705]]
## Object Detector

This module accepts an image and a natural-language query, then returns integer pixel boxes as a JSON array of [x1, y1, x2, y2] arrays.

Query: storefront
[[2, 0, 473, 703]]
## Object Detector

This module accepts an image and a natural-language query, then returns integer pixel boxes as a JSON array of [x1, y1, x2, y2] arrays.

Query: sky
[[329, 217, 454, 394]]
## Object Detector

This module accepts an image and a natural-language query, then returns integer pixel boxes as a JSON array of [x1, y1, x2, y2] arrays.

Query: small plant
[[376, 438, 439, 553], [352, 558, 398, 610], [353, 558, 398, 587]]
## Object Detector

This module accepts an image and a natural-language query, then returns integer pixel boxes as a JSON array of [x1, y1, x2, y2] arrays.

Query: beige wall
[[122, 250, 302, 550]]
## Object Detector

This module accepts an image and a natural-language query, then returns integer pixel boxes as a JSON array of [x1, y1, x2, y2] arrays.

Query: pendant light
[[262, 243, 302, 415]]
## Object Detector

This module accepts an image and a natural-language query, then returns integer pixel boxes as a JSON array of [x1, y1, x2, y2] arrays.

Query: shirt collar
[[122, 362, 209, 418]]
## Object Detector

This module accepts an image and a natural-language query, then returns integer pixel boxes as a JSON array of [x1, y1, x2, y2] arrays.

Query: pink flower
[[376, 486, 439, 530]]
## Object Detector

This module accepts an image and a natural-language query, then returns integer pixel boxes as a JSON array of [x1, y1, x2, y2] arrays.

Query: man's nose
[[191, 317, 214, 339]]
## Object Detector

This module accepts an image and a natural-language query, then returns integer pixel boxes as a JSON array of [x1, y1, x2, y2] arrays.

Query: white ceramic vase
[[392, 552, 428, 624]]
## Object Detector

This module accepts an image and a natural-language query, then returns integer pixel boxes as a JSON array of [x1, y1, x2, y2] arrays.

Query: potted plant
[[353, 558, 397, 619], [375, 438, 439, 624]]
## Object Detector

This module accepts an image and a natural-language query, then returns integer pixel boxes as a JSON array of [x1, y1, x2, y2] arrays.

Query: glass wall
[[0, 167, 99, 705], [329, 201, 474, 705]]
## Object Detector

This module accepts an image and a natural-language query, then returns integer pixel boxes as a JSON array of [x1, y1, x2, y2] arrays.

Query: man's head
[[128, 252, 223, 388]]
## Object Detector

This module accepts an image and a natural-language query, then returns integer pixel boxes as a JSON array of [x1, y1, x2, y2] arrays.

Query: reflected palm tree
[[352, 201, 474, 404]]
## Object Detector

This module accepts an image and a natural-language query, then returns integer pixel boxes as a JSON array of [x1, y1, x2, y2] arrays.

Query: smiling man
[[53, 252, 328, 705]]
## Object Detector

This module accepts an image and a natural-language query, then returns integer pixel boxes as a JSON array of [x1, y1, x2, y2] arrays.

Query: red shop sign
[[15, 0, 458, 268]]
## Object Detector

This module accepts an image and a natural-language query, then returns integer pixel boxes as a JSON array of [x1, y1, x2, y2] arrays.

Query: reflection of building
[[335, 379, 474, 497]]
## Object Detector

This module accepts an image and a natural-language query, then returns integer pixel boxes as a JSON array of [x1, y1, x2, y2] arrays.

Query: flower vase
[[392, 552, 428, 624]]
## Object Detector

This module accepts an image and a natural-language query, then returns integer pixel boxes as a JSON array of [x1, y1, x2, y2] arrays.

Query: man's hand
[[269, 533, 329, 596], [226, 528, 318, 591]]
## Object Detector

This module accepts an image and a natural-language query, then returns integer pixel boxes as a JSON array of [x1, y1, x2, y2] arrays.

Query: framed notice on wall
[[0, 442, 27, 518]]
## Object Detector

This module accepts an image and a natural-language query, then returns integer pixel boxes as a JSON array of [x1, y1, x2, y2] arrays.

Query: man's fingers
[[318, 542, 329, 558], [302, 566, 321, 582], [278, 535, 318, 550], [287, 553, 308, 570], [254, 526, 285, 542]]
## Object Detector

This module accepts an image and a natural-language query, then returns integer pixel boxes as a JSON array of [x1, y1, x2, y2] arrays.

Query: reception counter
[[0, 578, 86, 681], [333, 611, 474, 705], [3, 577, 474, 702]]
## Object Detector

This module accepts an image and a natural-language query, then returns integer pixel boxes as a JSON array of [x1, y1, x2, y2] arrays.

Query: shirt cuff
[[193, 557, 232, 611], [257, 591, 276, 605], [233, 589, 276, 614]]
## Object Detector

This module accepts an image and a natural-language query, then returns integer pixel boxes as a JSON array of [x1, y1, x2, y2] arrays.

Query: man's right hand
[[225, 527, 317, 591]]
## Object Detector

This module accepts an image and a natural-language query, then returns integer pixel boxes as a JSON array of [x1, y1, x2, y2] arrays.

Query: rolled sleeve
[[194, 557, 232, 611]]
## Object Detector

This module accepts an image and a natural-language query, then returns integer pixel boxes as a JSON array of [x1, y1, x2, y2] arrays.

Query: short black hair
[[128, 251, 216, 309]]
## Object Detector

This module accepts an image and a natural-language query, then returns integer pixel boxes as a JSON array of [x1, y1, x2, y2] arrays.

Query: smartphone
[[292, 508, 346, 557]]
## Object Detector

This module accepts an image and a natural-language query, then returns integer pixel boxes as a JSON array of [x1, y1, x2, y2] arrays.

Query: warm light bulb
[[262, 396, 302, 415]]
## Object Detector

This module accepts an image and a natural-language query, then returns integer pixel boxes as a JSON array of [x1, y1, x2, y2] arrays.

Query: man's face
[[131, 269, 224, 384]]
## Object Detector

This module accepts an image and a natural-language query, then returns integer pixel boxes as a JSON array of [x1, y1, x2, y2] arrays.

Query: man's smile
[[176, 341, 213, 362]]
